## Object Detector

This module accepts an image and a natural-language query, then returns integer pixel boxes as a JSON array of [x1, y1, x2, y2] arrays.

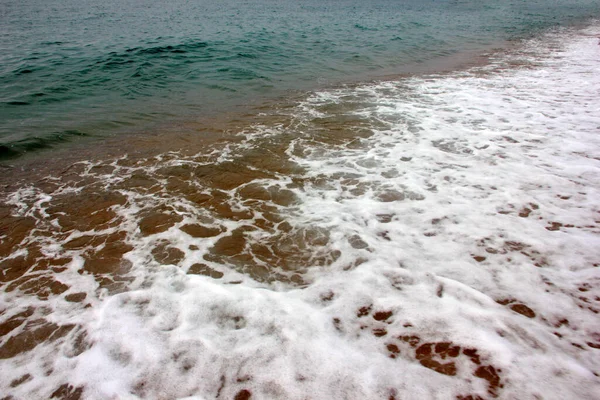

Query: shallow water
[[2, 0, 600, 159], [1, 21, 600, 399]]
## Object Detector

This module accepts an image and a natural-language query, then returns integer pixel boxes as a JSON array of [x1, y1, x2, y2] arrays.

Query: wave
[[0, 130, 88, 160]]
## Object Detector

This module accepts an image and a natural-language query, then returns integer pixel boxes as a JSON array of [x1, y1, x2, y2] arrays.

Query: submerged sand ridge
[[1, 26, 600, 399]]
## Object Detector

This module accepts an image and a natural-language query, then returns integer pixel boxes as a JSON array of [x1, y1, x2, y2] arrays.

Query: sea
[[1, 0, 600, 399]]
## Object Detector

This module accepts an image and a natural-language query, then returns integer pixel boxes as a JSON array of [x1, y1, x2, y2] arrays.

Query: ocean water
[[1, 0, 600, 159], [1, 1, 600, 400]]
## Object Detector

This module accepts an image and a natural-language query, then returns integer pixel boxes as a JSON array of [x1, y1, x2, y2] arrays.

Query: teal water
[[1, 0, 599, 159]]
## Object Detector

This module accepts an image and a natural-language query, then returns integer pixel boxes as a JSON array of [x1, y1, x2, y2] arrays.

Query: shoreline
[[1, 20, 600, 399], [0, 14, 573, 173], [0, 30, 533, 189], [5, 15, 597, 175]]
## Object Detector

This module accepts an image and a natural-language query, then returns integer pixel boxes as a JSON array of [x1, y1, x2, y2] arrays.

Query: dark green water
[[1, 0, 599, 159]]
